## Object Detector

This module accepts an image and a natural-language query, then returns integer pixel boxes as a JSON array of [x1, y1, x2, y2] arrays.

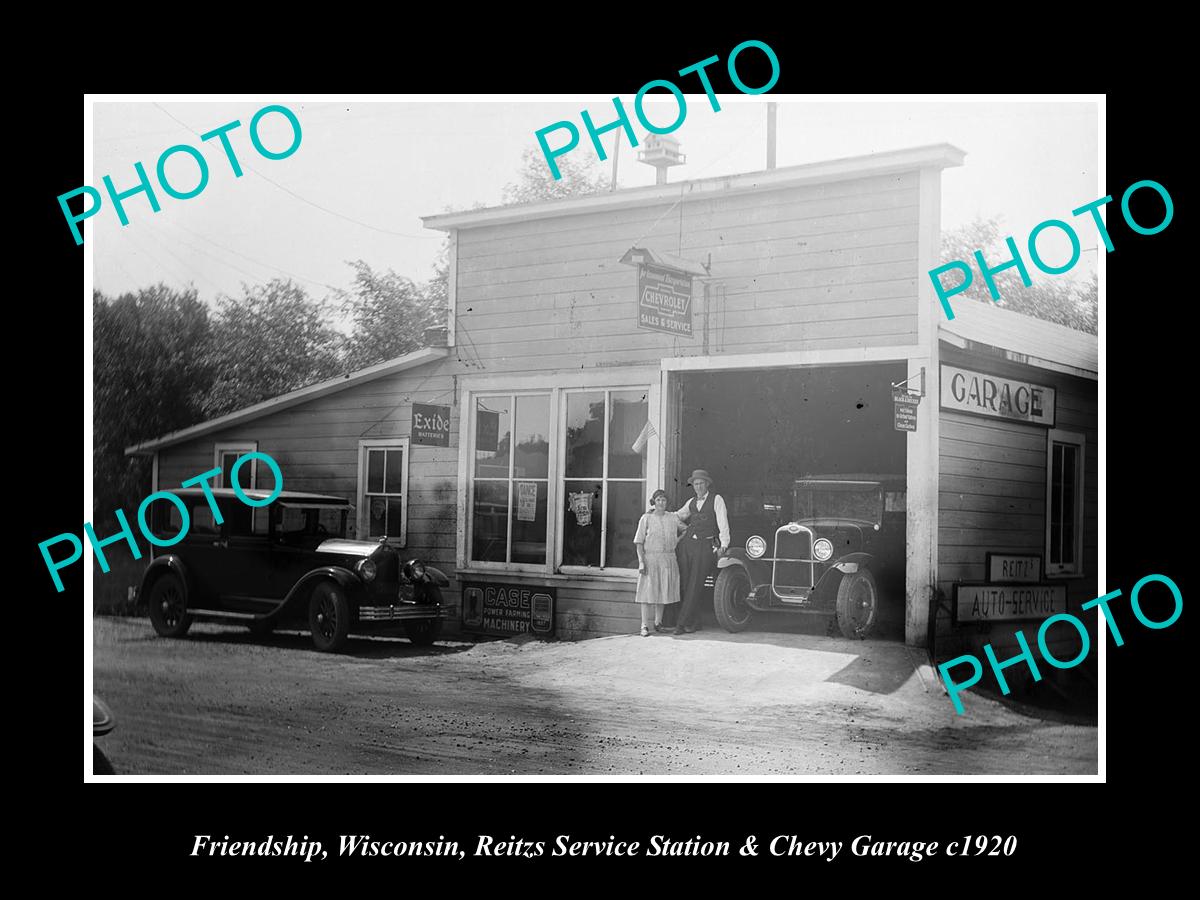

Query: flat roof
[[422, 143, 966, 231], [126, 346, 448, 456], [939, 300, 1098, 380]]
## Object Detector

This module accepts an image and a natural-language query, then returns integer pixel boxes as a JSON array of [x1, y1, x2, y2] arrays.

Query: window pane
[[562, 480, 602, 566], [220, 452, 238, 488], [605, 481, 644, 568], [608, 390, 649, 478], [366, 449, 383, 493], [367, 495, 388, 538], [475, 397, 511, 478], [385, 448, 404, 494], [189, 504, 216, 536], [1061, 446, 1077, 564], [511, 481, 547, 564], [514, 395, 550, 479], [386, 498, 404, 539], [227, 502, 254, 537], [565, 392, 605, 478], [1050, 444, 1063, 563], [472, 481, 510, 562]]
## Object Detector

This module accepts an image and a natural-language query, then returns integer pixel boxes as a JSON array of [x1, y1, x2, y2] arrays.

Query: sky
[[90, 97, 1100, 305]]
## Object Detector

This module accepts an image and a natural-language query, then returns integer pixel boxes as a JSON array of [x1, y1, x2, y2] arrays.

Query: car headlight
[[403, 559, 427, 581], [813, 538, 833, 562], [356, 559, 377, 582], [745, 535, 767, 559]]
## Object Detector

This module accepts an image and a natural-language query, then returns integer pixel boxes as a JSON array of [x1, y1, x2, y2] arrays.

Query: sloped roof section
[[125, 347, 448, 456], [939, 300, 1097, 379]]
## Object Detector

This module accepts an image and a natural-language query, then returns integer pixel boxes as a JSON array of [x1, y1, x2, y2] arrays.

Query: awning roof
[[939, 301, 1097, 380]]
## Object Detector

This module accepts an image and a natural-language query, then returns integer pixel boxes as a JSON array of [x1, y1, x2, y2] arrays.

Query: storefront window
[[1046, 429, 1084, 576], [465, 383, 652, 574], [560, 389, 647, 571], [471, 394, 549, 564]]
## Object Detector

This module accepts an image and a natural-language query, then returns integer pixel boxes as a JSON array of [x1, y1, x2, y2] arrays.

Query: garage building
[[127, 142, 1098, 665]]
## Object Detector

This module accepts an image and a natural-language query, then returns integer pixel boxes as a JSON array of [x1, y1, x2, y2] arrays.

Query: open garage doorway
[[670, 362, 908, 640]]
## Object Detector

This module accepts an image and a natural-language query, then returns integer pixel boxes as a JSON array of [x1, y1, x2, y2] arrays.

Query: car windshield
[[274, 505, 349, 541], [794, 484, 882, 524]]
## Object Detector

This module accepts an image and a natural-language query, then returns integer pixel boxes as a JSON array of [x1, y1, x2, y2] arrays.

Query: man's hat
[[688, 469, 713, 486]]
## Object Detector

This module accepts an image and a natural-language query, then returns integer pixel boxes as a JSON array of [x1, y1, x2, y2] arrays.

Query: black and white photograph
[[80, 92, 1107, 779]]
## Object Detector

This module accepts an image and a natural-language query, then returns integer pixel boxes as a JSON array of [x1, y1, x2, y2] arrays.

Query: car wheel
[[308, 582, 350, 652], [404, 584, 444, 646], [714, 566, 754, 633], [836, 569, 879, 639], [404, 617, 442, 646], [93, 745, 115, 776], [147, 573, 191, 638]]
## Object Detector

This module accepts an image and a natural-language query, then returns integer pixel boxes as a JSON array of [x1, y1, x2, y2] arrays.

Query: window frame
[[213, 442, 258, 490], [466, 390, 553, 573], [556, 387, 650, 576], [1045, 428, 1085, 578], [357, 438, 410, 547], [457, 370, 660, 578]]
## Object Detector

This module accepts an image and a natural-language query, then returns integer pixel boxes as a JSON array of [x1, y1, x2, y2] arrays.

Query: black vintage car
[[713, 475, 905, 639], [139, 488, 451, 652]]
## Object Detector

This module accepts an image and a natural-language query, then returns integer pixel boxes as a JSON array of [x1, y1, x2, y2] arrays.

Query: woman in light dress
[[633, 489, 683, 636]]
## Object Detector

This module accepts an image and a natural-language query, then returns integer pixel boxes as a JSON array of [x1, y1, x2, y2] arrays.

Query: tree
[[940, 217, 1097, 334], [337, 260, 446, 370], [203, 279, 343, 417], [500, 146, 612, 205], [93, 284, 213, 518]]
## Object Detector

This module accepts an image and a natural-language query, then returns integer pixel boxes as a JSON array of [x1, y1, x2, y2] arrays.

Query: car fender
[[139, 555, 193, 604], [277, 566, 362, 617], [423, 564, 451, 588], [716, 556, 745, 571], [831, 551, 873, 575]]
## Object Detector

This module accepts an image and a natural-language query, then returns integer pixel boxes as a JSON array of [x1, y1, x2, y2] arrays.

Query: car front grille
[[773, 526, 814, 599]]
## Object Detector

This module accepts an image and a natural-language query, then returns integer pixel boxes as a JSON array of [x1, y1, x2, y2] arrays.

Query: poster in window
[[517, 481, 538, 522], [569, 491, 593, 526], [477, 409, 499, 452]]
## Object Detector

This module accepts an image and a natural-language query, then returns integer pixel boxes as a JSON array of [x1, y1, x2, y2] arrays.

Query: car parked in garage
[[139, 488, 452, 652], [714, 475, 905, 639]]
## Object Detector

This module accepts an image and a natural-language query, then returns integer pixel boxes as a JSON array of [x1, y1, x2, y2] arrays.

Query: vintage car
[[93, 694, 116, 775], [139, 488, 451, 652], [714, 475, 905, 639]]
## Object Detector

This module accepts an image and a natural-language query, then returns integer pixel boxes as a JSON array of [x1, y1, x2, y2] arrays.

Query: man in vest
[[673, 469, 730, 634]]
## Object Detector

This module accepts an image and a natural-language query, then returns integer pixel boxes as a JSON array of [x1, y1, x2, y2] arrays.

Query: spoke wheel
[[147, 574, 191, 638], [835, 569, 879, 639], [308, 582, 350, 652], [714, 566, 754, 633]]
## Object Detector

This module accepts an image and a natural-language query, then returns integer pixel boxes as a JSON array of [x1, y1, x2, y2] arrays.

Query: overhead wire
[[152, 103, 441, 240]]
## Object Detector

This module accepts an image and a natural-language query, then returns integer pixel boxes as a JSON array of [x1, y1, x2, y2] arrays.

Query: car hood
[[316, 539, 386, 558]]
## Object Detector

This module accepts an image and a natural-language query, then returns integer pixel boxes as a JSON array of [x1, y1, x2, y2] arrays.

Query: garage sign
[[462, 581, 556, 637], [637, 264, 693, 337], [940, 365, 1055, 426], [953, 583, 1067, 623]]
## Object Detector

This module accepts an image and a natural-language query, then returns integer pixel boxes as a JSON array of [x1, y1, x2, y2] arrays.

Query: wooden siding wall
[[936, 343, 1099, 676], [455, 172, 920, 371], [153, 360, 649, 638]]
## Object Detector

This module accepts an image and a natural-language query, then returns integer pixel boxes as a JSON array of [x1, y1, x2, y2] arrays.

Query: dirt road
[[92, 617, 1096, 776]]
